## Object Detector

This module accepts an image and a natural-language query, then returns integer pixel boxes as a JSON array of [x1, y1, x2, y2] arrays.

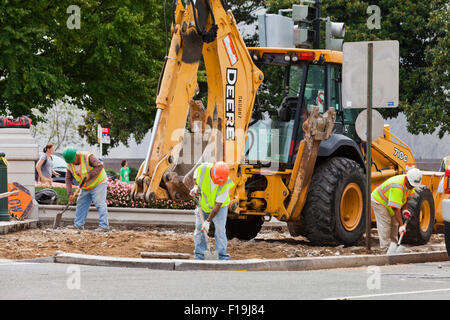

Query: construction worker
[[371, 168, 422, 251], [191, 161, 234, 260], [439, 156, 450, 172], [63, 147, 109, 232]]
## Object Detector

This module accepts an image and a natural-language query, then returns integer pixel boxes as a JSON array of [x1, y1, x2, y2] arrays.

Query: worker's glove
[[190, 185, 200, 197], [201, 220, 210, 233], [402, 210, 412, 220], [399, 225, 407, 235]]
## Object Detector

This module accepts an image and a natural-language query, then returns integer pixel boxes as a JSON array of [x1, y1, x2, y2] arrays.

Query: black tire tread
[[444, 221, 450, 258], [403, 186, 435, 245], [290, 157, 366, 246], [226, 216, 263, 240]]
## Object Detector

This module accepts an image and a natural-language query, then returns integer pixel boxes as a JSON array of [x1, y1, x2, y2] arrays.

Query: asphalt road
[[1, 259, 450, 300]]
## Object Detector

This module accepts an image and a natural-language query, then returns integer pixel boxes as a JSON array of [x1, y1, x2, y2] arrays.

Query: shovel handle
[[397, 219, 409, 245], [69, 177, 87, 204]]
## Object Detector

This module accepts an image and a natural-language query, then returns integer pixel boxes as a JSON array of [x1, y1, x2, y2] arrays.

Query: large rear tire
[[402, 186, 435, 245], [444, 221, 450, 258], [226, 216, 263, 240], [290, 157, 366, 246]]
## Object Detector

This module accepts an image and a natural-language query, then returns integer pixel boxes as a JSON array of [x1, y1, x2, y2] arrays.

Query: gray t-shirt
[[39, 154, 53, 177]]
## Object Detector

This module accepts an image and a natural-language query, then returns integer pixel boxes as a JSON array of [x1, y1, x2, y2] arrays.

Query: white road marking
[[326, 287, 450, 300]]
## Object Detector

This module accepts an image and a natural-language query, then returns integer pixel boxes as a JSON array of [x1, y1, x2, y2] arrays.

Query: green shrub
[[129, 167, 138, 181], [105, 168, 118, 179], [37, 181, 196, 209]]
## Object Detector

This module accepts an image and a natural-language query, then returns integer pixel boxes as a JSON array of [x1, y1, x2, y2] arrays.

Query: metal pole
[[143, 108, 163, 175], [0, 153, 10, 221], [98, 124, 102, 159], [366, 43, 373, 251], [313, 0, 321, 49]]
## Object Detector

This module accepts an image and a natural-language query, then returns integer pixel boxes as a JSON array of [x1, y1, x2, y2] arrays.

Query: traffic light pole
[[366, 43, 374, 251], [313, 0, 321, 49]]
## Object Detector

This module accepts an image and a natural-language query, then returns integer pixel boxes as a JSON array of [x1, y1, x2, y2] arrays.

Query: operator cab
[[244, 47, 358, 168]]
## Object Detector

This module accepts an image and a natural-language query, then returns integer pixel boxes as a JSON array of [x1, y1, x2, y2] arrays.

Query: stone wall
[[0, 128, 38, 198]]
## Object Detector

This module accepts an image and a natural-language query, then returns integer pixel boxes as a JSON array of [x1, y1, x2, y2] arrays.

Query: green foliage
[[104, 167, 118, 179], [264, 0, 449, 138], [1, 0, 447, 147], [0, 0, 168, 151], [129, 167, 138, 181]]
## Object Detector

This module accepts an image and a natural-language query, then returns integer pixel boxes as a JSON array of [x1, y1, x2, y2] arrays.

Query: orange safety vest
[[67, 152, 107, 190]]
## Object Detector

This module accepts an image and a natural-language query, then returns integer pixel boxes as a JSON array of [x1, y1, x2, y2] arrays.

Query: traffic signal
[[292, 4, 317, 49], [325, 17, 345, 51]]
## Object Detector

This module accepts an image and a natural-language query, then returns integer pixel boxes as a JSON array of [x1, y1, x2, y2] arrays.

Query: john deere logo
[[225, 68, 237, 141]]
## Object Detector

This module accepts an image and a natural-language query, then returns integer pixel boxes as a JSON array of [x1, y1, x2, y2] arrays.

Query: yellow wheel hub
[[419, 200, 431, 233], [340, 183, 363, 231]]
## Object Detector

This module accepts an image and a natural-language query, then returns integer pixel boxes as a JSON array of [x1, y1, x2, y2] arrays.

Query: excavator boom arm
[[132, 0, 263, 202]]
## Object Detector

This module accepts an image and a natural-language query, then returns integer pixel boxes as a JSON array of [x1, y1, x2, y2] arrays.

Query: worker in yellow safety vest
[[440, 156, 450, 172], [63, 147, 109, 232], [190, 161, 234, 260], [371, 168, 422, 250], [439, 156, 450, 194]]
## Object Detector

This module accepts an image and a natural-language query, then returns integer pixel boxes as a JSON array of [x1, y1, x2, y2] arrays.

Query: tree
[[265, 0, 449, 138], [0, 0, 168, 151], [30, 101, 87, 152]]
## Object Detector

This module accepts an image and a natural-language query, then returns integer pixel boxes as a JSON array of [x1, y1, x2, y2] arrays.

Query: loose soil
[[0, 225, 446, 260]]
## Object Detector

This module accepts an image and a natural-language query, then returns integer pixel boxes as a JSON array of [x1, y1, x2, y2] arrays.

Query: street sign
[[101, 127, 111, 144], [8, 182, 33, 219], [355, 109, 385, 142], [342, 41, 399, 109]]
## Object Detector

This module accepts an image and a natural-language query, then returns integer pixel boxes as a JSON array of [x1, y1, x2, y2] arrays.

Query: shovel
[[387, 211, 411, 255], [53, 178, 86, 229], [193, 195, 219, 260]]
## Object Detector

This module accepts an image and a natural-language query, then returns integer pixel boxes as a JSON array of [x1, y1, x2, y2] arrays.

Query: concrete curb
[[37, 205, 285, 229], [54, 250, 450, 271], [0, 219, 38, 235]]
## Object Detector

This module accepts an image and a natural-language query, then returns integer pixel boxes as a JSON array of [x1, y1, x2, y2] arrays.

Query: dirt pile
[[0, 226, 445, 261]]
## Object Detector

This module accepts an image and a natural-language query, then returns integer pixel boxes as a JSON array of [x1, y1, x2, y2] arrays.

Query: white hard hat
[[406, 168, 422, 188]]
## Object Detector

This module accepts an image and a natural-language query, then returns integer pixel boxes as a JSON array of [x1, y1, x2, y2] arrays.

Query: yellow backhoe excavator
[[131, 0, 449, 246]]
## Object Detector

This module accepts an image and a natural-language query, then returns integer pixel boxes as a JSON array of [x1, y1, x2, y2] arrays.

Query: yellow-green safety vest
[[443, 156, 450, 171], [195, 163, 235, 213], [68, 152, 107, 190], [372, 174, 415, 216]]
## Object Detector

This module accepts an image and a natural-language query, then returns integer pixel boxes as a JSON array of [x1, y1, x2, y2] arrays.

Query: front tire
[[403, 186, 435, 245], [226, 216, 263, 240], [292, 157, 366, 246]]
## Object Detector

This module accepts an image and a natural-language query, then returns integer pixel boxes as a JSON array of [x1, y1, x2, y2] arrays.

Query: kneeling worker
[[191, 161, 234, 260], [371, 168, 422, 251], [63, 147, 109, 232]]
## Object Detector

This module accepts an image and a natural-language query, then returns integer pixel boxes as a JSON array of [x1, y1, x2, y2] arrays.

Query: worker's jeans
[[371, 198, 399, 250], [194, 206, 230, 260], [74, 182, 109, 229]]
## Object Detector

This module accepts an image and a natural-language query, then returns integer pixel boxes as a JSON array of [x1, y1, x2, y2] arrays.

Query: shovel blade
[[53, 212, 62, 229], [386, 242, 398, 255], [204, 250, 219, 260]]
